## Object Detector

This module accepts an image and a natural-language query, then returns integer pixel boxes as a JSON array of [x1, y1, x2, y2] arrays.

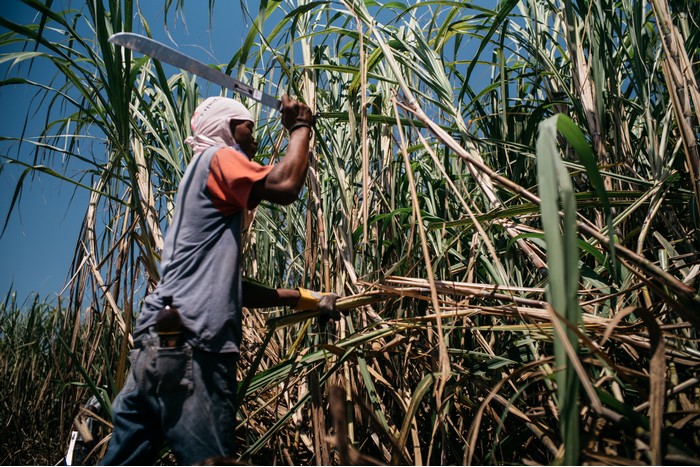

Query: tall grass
[[0, 292, 114, 464], [2, 0, 699, 464]]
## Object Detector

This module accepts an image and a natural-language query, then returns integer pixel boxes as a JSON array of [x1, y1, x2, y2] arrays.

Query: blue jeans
[[100, 329, 238, 465]]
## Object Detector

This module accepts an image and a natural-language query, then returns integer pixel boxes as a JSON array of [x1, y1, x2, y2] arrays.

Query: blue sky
[[0, 0, 252, 303]]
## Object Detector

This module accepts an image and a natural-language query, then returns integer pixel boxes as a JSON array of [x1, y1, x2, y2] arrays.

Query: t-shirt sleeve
[[207, 147, 274, 216]]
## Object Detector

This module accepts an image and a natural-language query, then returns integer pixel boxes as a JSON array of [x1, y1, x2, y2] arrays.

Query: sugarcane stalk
[[266, 291, 391, 329]]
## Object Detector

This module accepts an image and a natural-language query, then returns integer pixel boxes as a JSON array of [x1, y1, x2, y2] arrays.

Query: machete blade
[[109, 32, 282, 111]]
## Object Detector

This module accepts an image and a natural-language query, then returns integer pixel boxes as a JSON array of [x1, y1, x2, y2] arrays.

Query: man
[[101, 95, 341, 465]]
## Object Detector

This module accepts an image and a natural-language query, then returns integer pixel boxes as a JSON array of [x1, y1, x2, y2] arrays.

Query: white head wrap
[[184, 97, 254, 154]]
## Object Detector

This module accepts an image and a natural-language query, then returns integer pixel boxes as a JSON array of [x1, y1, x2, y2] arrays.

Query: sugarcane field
[[1, 0, 700, 465]]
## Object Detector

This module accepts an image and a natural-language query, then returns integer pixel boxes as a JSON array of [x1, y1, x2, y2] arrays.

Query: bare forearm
[[242, 280, 300, 308], [263, 128, 310, 202]]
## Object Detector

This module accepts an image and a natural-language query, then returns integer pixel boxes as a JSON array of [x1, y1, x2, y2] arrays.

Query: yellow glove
[[295, 287, 325, 311], [295, 288, 345, 326]]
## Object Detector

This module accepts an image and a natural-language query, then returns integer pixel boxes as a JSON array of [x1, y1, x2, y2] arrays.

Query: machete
[[108, 32, 282, 111]]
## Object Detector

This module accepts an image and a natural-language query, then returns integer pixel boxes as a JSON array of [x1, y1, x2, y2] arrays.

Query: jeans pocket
[[216, 355, 239, 400], [156, 344, 193, 396]]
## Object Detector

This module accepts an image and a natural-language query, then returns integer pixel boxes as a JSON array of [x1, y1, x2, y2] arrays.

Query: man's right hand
[[280, 95, 314, 132], [249, 95, 313, 206]]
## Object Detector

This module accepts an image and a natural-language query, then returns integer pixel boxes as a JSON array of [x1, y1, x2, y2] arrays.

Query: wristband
[[295, 287, 323, 310], [289, 122, 313, 135]]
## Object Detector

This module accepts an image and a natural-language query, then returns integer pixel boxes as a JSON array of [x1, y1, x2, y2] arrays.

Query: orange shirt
[[206, 147, 274, 215]]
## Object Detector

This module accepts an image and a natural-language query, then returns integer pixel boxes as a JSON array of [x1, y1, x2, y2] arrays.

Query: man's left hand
[[319, 293, 340, 318]]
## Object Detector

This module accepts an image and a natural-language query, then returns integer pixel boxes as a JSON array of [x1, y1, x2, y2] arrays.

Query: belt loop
[[133, 327, 159, 349]]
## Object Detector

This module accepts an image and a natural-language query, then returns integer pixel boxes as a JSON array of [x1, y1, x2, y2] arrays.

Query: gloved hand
[[280, 94, 315, 134], [295, 288, 346, 326], [318, 293, 341, 322]]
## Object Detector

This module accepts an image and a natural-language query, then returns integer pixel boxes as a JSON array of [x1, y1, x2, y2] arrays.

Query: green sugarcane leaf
[[397, 372, 436, 452], [537, 114, 581, 465]]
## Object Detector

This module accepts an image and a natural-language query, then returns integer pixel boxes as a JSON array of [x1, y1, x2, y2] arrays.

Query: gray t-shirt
[[135, 145, 273, 353]]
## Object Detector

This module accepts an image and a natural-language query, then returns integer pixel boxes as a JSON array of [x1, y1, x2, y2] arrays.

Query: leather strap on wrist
[[289, 122, 313, 136]]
